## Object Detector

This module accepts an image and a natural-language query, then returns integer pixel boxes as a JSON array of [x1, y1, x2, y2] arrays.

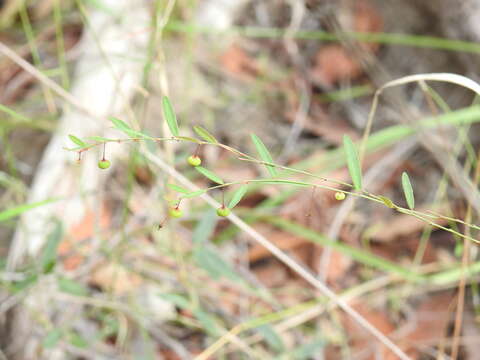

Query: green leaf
[[11, 274, 38, 292], [290, 339, 325, 359], [68, 332, 88, 348], [195, 166, 224, 184], [343, 135, 362, 190], [194, 126, 218, 143], [193, 309, 221, 337], [175, 136, 201, 143], [193, 246, 241, 282], [401, 171, 415, 209], [87, 136, 114, 142], [162, 96, 179, 136], [68, 134, 86, 147], [193, 211, 217, 245], [182, 189, 206, 198], [251, 133, 278, 177], [159, 293, 190, 309], [110, 117, 153, 139], [167, 183, 190, 194], [228, 185, 248, 209], [257, 325, 284, 353], [43, 329, 63, 348], [58, 277, 88, 296], [110, 117, 132, 131], [40, 221, 63, 274]]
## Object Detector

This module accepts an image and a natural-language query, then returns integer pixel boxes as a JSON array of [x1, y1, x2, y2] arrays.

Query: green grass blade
[[68, 135, 86, 147], [228, 185, 248, 209], [0, 198, 58, 222], [162, 96, 179, 137], [195, 166, 224, 184], [268, 217, 422, 282], [343, 135, 362, 190], [40, 221, 63, 273], [401, 172, 415, 209], [251, 133, 278, 177], [166, 21, 480, 55], [0, 103, 31, 122], [194, 125, 218, 143]]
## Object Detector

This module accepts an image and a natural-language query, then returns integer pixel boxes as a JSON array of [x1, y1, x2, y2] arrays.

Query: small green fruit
[[169, 207, 183, 218], [216, 206, 231, 217], [98, 159, 111, 169], [187, 155, 201, 167], [335, 192, 346, 201]]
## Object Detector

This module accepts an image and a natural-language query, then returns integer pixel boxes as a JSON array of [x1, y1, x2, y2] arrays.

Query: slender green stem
[[64, 131, 480, 242]]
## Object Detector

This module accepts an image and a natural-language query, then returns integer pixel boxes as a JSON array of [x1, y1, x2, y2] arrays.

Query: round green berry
[[169, 207, 183, 218], [98, 159, 111, 169], [335, 192, 346, 201], [187, 155, 202, 167], [216, 206, 231, 217]]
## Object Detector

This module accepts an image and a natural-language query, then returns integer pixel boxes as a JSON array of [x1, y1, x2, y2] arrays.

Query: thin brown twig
[[0, 41, 98, 121]]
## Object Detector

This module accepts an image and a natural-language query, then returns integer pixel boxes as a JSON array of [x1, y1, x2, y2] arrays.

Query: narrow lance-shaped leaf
[[110, 117, 132, 131], [251, 133, 278, 177], [194, 125, 218, 143], [162, 96, 179, 137], [87, 136, 114, 142], [167, 183, 190, 194], [68, 135, 87, 147], [228, 185, 248, 209], [401, 171, 415, 209], [110, 117, 154, 139], [195, 166, 224, 184], [182, 189, 206, 198], [175, 136, 201, 143], [343, 135, 362, 190]]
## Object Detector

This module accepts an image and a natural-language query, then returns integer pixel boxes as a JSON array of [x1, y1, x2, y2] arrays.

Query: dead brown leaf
[[253, 259, 289, 288], [248, 227, 309, 263], [90, 262, 143, 295], [220, 44, 259, 79], [311, 45, 363, 87], [344, 303, 396, 359], [59, 204, 111, 270]]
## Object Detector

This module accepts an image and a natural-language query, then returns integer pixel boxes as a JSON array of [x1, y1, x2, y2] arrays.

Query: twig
[[0, 41, 98, 121]]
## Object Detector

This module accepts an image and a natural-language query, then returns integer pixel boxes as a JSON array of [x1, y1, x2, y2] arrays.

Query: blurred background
[[1, 0, 480, 359]]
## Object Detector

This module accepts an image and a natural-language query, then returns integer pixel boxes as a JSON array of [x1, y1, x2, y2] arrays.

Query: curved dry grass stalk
[[360, 72, 480, 214]]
